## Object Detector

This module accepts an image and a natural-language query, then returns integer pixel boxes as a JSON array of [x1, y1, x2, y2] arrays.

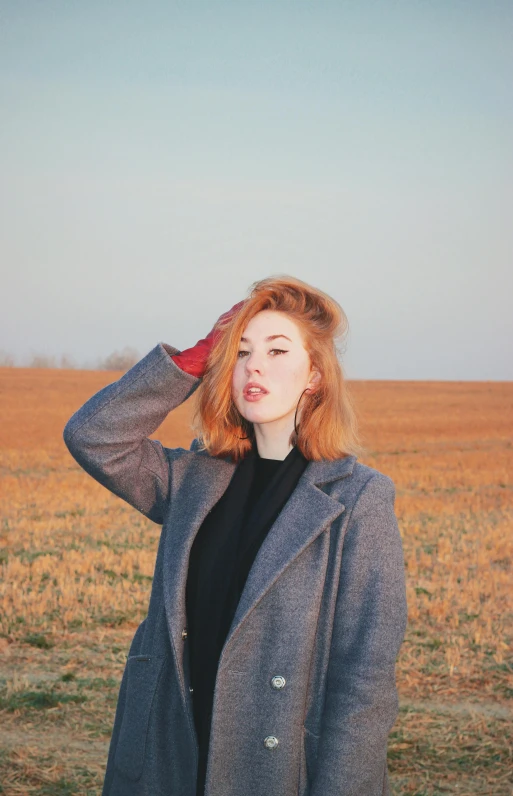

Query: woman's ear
[[307, 369, 322, 393]]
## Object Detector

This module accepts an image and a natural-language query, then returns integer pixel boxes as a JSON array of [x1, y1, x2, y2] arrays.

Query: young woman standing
[[63, 275, 407, 796]]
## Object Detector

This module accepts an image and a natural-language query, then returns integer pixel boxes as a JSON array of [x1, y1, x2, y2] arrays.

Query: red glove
[[171, 301, 246, 378]]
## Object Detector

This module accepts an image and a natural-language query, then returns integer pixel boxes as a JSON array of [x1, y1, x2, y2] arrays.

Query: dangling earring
[[229, 402, 252, 441], [294, 387, 320, 436], [294, 388, 310, 436]]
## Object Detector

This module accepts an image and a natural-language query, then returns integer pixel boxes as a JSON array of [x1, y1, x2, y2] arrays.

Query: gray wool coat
[[62, 342, 408, 796]]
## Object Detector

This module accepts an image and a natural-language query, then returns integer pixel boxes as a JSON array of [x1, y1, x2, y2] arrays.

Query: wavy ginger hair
[[191, 275, 363, 463]]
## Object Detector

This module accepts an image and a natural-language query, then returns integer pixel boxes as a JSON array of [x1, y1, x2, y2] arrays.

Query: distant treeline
[[0, 346, 140, 371]]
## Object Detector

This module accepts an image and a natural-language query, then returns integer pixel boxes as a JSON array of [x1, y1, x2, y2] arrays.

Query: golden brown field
[[0, 366, 512, 795]]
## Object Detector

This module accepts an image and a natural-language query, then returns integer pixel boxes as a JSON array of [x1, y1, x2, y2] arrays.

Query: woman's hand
[[170, 301, 246, 378]]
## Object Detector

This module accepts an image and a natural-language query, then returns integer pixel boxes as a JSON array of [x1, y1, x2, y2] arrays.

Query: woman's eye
[[237, 349, 288, 358]]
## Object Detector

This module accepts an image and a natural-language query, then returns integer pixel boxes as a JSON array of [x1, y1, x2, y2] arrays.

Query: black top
[[185, 441, 309, 796]]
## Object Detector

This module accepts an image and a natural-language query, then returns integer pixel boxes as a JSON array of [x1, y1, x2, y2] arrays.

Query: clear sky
[[1, 0, 511, 379]]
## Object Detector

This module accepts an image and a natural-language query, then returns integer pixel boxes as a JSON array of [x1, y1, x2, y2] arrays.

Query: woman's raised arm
[[62, 302, 244, 525], [62, 343, 200, 525]]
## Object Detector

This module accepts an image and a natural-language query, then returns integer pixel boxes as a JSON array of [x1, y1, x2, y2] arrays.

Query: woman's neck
[[253, 420, 295, 461]]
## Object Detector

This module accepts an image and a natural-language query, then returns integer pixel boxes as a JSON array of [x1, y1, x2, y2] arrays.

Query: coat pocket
[[114, 654, 166, 782], [303, 725, 320, 787]]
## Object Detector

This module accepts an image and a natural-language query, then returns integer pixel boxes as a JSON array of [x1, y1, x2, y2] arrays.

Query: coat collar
[[189, 438, 357, 487], [162, 447, 356, 686]]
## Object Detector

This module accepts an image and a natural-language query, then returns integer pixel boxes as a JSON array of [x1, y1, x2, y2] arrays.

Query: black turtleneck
[[185, 441, 309, 796]]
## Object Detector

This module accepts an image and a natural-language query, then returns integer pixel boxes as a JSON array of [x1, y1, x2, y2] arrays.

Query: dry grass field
[[0, 364, 512, 795]]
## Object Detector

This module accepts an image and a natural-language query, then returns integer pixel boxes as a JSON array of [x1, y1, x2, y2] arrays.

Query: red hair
[[191, 275, 363, 462]]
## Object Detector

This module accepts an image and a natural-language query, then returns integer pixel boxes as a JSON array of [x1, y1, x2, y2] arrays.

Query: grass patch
[[388, 703, 513, 792], [22, 632, 54, 649], [0, 687, 87, 712], [0, 747, 103, 795], [133, 571, 153, 583], [97, 612, 128, 627], [35, 778, 79, 795], [75, 676, 119, 691]]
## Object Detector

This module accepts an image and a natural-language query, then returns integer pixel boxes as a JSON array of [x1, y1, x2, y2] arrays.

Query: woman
[[63, 275, 407, 796]]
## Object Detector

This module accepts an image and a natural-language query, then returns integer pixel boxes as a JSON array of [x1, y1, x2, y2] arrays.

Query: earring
[[294, 388, 309, 436], [294, 387, 320, 436]]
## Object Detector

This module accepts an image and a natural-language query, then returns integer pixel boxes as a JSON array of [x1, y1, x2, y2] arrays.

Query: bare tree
[[0, 350, 15, 367], [28, 353, 58, 368], [59, 353, 77, 369], [98, 346, 140, 371], [0, 347, 140, 370]]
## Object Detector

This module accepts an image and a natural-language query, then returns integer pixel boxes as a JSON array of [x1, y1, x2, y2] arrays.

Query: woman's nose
[[245, 353, 264, 374]]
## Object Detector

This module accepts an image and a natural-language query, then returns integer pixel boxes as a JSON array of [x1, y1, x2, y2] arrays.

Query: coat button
[[271, 675, 286, 690], [263, 735, 279, 750], [181, 628, 188, 639]]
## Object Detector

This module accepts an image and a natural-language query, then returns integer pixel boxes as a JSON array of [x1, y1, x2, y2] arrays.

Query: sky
[[1, 0, 512, 379]]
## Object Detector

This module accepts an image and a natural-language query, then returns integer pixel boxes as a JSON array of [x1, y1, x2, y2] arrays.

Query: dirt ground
[[0, 367, 511, 794]]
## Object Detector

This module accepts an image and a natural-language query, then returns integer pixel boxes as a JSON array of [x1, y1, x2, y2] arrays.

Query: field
[[0, 365, 512, 795]]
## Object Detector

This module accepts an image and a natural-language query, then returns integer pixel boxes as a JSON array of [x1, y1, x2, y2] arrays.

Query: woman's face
[[232, 310, 320, 431]]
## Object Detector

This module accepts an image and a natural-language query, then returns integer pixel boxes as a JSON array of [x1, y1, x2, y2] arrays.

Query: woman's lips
[[243, 390, 268, 402]]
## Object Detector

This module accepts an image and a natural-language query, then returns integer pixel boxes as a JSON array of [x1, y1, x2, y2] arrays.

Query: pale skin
[[231, 310, 321, 460]]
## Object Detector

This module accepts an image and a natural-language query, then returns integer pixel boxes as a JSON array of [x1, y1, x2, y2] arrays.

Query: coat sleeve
[[309, 473, 408, 796], [62, 342, 200, 525]]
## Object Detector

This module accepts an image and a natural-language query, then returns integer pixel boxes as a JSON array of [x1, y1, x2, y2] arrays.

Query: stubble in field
[[0, 367, 511, 794]]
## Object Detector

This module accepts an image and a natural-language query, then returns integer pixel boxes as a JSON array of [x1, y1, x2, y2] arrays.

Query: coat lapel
[[222, 454, 356, 653], [162, 452, 236, 657]]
